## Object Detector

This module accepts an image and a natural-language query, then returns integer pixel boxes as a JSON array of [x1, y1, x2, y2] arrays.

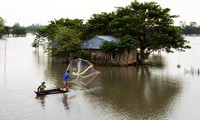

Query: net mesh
[[66, 58, 100, 86]]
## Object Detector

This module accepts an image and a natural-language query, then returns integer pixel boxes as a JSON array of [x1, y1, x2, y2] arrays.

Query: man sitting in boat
[[37, 82, 46, 93]]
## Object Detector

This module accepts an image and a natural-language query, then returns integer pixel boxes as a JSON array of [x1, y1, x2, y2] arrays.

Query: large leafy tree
[[84, 1, 190, 64], [49, 18, 85, 40], [110, 0, 190, 63], [34, 18, 84, 60], [35, 18, 84, 40], [50, 26, 81, 59], [34, 1, 191, 64], [118, 35, 139, 61], [83, 12, 115, 40]]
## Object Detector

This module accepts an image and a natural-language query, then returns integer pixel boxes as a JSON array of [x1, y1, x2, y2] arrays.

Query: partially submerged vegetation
[[33, 1, 190, 65], [0, 17, 44, 37], [1, 1, 191, 65]]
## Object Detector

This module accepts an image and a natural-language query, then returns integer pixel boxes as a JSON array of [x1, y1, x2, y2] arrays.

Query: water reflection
[[2, 35, 200, 120], [148, 53, 164, 67], [35, 95, 46, 107], [32, 48, 68, 88], [62, 94, 69, 110], [94, 65, 182, 119]]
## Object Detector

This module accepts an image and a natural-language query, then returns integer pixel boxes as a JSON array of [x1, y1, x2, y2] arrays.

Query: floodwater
[[0, 34, 200, 120]]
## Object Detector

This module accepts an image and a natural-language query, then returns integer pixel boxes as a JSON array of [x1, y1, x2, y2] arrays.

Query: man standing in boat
[[62, 70, 71, 91]]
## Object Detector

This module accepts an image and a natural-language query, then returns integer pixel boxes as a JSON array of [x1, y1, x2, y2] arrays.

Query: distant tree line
[[0, 20, 27, 37], [178, 21, 200, 35], [0, 17, 44, 38], [179, 26, 200, 35], [26, 24, 45, 33], [1, 19, 200, 39]]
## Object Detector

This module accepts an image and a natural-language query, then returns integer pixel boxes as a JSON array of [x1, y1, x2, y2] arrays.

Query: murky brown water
[[0, 35, 200, 120]]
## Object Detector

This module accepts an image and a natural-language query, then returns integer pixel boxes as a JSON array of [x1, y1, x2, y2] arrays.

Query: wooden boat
[[34, 88, 68, 95]]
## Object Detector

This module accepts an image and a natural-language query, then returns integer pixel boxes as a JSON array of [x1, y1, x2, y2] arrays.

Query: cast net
[[66, 58, 100, 86]]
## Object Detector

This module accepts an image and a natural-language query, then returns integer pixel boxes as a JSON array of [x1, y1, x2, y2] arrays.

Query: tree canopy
[[85, 0, 190, 63], [11, 23, 27, 36], [34, 0, 190, 64], [50, 26, 81, 59], [34, 18, 84, 60]]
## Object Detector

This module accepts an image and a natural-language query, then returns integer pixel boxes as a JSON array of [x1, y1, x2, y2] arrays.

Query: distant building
[[81, 35, 137, 65]]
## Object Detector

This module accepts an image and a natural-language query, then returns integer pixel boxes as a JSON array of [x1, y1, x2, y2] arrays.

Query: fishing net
[[66, 58, 100, 86]]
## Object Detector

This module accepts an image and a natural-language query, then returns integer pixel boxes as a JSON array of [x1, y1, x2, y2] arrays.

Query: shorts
[[63, 81, 67, 84]]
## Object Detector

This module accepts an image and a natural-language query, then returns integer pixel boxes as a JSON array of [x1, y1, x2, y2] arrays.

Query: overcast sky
[[0, 0, 199, 26]]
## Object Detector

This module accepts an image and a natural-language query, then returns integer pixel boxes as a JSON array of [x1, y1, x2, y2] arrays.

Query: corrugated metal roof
[[96, 35, 118, 42], [81, 35, 118, 49]]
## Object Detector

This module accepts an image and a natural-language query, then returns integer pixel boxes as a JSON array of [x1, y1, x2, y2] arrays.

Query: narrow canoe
[[34, 88, 68, 95]]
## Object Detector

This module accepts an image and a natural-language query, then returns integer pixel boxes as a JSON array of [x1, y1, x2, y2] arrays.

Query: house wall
[[83, 49, 137, 65]]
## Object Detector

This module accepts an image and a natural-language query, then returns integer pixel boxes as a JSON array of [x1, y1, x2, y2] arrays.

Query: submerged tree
[[34, 1, 191, 64], [50, 26, 81, 59], [111, 0, 190, 63], [34, 18, 84, 60], [85, 1, 190, 64]]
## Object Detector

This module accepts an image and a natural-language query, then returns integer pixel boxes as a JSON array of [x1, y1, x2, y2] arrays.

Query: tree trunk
[[139, 50, 150, 64], [140, 49, 145, 64], [126, 51, 130, 65]]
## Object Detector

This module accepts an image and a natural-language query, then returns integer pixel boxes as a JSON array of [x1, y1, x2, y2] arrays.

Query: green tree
[[35, 18, 84, 43], [48, 18, 85, 40], [34, 18, 84, 60], [11, 23, 27, 36], [0, 17, 5, 38], [100, 41, 117, 61], [49, 26, 81, 60], [84, 1, 190, 64], [110, 0, 190, 63], [83, 12, 115, 40], [78, 50, 92, 60], [26, 24, 45, 33], [118, 35, 139, 62], [180, 25, 200, 35], [3, 26, 11, 36], [100, 35, 139, 63]]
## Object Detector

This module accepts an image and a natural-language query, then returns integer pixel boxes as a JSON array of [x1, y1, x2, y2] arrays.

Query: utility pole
[[4, 42, 6, 80]]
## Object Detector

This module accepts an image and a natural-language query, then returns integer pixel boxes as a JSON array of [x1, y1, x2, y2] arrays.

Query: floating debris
[[184, 67, 200, 75], [177, 64, 181, 68]]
